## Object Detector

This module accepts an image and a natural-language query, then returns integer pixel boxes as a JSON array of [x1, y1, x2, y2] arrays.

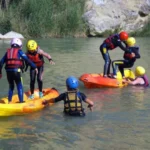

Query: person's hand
[[122, 79, 127, 83], [35, 68, 38, 74], [87, 104, 93, 111], [131, 53, 135, 57], [49, 60, 55, 65], [0, 74, 2, 79]]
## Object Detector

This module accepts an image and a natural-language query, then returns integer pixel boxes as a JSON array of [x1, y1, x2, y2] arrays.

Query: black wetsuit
[[112, 46, 140, 77], [100, 34, 129, 76]]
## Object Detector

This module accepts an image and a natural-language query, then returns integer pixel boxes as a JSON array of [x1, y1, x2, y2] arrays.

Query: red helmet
[[119, 31, 128, 41]]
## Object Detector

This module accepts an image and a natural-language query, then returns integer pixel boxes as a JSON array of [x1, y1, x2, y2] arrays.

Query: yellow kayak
[[0, 88, 59, 116]]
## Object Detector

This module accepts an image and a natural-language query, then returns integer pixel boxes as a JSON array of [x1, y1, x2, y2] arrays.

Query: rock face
[[0, 31, 24, 39], [83, 0, 150, 36]]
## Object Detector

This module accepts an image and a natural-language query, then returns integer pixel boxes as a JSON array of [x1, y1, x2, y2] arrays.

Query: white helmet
[[10, 38, 22, 47]]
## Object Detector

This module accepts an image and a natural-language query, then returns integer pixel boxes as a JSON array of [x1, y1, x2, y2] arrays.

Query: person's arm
[[85, 98, 94, 111], [133, 47, 140, 59], [18, 50, 38, 74], [0, 53, 7, 76], [38, 49, 55, 65], [18, 50, 36, 69], [117, 40, 130, 52], [79, 92, 94, 111], [123, 78, 144, 85], [54, 93, 66, 103]]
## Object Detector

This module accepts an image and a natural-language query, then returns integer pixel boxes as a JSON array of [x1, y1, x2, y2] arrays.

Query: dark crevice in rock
[[138, 11, 148, 17]]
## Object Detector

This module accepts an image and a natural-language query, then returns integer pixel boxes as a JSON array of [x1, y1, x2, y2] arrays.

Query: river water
[[0, 37, 150, 150]]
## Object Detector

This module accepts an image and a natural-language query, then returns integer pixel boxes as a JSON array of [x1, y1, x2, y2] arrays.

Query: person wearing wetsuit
[[52, 76, 94, 116], [0, 38, 37, 103], [112, 37, 140, 78], [100, 31, 129, 77], [123, 66, 149, 87], [26, 40, 55, 99]]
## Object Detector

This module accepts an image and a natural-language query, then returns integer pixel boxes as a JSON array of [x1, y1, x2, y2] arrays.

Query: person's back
[[53, 76, 94, 116], [0, 38, 37, 103]]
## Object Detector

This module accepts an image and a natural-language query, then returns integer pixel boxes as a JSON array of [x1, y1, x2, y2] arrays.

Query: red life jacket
[[26, 52, 44, 67], [123, 53, 133, 60], [104, 34, 118, 50], [6, 48, 23, 68]]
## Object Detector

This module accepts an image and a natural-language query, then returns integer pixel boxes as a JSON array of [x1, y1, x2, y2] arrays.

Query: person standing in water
[[49, 76, 94, 116]]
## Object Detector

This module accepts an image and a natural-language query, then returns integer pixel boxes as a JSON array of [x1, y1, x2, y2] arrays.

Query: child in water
[[48, 76, 94, 116], [123, 66, 149, 87], [26, 40, 55, 99]]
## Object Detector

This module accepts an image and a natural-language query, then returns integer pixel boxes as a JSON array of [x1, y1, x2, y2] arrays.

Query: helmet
[[119, 31, 129, 41], [126, 37, 136, 46], [135, 66, 145, 76], [66, 76, 79, 89], [11, 38, 22, 47], [26, 40, 38, 51]]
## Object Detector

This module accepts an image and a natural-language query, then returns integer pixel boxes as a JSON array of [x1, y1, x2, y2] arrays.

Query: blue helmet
[[66, 76, 79, 89]]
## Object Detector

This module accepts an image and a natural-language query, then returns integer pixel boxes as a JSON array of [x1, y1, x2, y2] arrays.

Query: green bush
[[0, 0, 86, 37]]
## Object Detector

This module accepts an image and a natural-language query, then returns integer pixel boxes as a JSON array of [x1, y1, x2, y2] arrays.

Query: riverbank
[[0, 0, 86, 38], [0, 0, 150, 38]]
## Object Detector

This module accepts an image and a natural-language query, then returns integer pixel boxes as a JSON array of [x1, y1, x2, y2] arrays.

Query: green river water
[[0, 37, 150, 150]]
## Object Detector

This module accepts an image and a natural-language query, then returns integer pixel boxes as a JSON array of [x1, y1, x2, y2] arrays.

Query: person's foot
[[112, 75, 117, 79], [103, 75, 108, 78], [39, 92, 43, 98], [28, 94, 34, 99], [108, 74, 113, 78]]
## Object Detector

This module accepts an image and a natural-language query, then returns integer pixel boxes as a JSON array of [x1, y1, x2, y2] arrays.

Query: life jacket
[[104, 34, 119, 50], [6, 48, 23, 69], [123, 47, 139, 61], [64, 91, 85, 116], [141, 75, 149, 87], [26, 51, 44, 67]]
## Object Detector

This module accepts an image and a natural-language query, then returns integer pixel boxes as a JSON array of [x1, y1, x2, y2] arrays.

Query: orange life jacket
[[26, 52, 44, 67], [6, 48, 23, 68]]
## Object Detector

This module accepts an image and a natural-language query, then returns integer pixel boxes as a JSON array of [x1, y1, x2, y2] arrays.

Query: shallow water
[[0, 37, 150, 150]]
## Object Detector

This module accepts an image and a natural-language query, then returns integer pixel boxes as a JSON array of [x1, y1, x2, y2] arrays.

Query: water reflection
[[0, 37, 150, 149]]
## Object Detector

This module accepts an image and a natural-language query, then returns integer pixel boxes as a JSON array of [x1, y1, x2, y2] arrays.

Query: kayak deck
[[0, 88, 59, 116]]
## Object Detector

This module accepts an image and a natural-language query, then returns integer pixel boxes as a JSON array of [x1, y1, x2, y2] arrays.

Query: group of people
[[0, 31, 149, 117], [100, 31, 149, 87], [0, 38, 94, 117]]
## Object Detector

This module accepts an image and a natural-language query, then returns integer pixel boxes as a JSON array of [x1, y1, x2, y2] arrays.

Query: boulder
[[83, 0, 150, 36], [3, 31, 24, 39], [0, 33, 4, 39]]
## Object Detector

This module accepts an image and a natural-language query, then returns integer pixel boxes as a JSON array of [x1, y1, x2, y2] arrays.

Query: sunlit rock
[[83, 0, 150, 36], [0, 33, 4, 39], [3, 31, 24, 39]]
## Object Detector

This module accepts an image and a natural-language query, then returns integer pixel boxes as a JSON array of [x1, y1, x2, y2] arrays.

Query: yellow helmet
[[126, 37, 136, 46], [135, 66, 145, 76], [26, 40, 38, 51]]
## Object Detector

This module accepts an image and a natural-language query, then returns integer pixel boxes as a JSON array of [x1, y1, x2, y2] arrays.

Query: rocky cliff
[[83, 0, 150, 36]]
